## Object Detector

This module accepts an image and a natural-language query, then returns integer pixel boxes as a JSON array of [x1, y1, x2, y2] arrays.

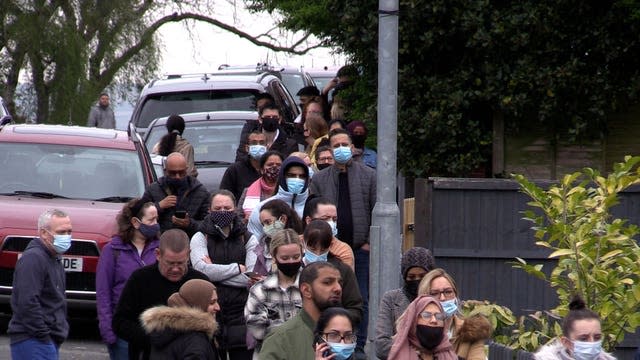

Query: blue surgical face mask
[[441, 299, 458, 317], [333, 146, 352, 164], [51, 233, 72, 254], [248, 145, 267, 159], [572, 340, 602, 360], [286, 177, 306, 194], [326, 220, 338, 237], [304, 250, 329, 264], [327, 342, 356, 360]]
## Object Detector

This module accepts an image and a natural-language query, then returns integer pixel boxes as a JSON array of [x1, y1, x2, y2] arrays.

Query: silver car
[[143, 111, 253, 192]]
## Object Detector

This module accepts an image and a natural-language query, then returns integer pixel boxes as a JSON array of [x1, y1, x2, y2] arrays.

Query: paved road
[[0, 312, 109, 360]]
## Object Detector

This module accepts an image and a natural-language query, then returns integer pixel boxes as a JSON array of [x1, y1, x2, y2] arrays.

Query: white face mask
[[572, 340, 602, 360], [326, 220, 338, 237]]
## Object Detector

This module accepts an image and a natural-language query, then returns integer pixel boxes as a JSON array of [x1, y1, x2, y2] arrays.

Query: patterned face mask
[[264, 166, 280, 182]]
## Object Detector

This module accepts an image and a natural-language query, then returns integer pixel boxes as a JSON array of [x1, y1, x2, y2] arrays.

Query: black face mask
[[166, 177, 188, 191], [317, 163, 331, 171], [351, 134, 366, 149], [276, 261, 301, 278], [403, 280, 420, 299], [416, 325, 444, 350], [262, 118, 279, 132]]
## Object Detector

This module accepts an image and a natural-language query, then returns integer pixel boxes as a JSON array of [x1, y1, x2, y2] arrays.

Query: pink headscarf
[[388, 295, 458, 360]]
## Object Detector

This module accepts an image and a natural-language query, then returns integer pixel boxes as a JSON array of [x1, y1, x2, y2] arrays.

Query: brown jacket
[[152, 136, 198, 178]]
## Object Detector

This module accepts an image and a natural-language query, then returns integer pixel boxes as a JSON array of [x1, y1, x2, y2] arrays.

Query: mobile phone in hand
[[314, 335, 331, 357], [174, 210, 187, 219]]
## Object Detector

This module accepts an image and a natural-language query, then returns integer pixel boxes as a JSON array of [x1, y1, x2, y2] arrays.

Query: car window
[[0, 143, 146, 200], [146, 121, 245, 164], [136, 90, 260, 128], [280, 73, 306, 99], [270, 81, 298, 121]]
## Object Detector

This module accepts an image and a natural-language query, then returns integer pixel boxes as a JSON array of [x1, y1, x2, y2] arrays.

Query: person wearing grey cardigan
[[374, 247, 435, 359]]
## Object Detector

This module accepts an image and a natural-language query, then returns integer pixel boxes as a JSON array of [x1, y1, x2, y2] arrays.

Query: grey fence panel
[[417, 178, 640, 359]]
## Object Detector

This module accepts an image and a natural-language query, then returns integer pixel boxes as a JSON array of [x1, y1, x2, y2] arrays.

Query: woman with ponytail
[[153, 114, 198, 177], [535, 296, 615, 360]]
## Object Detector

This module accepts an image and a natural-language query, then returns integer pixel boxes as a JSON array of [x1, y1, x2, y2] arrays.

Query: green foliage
[[512, 156, 640, 351], [247, 0, 640, 177], [462, 300, 517, 345], [508, 311, 562, 352]]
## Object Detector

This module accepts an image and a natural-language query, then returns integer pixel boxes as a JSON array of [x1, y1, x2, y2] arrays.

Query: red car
[[0, 124, 156, 312]]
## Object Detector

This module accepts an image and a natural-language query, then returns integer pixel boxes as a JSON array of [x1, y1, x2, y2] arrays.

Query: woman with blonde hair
[[244, 229, 304, 355], [417, 268, 492, 360]]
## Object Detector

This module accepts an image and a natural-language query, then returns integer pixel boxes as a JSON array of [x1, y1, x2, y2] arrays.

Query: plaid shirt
[[244, 271, 302, 343]]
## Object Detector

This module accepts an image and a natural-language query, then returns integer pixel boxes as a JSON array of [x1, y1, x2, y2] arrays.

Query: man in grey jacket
[[8, 209, 72, 360], [308, 128, 376, 356], [87, 93, 116, 129]]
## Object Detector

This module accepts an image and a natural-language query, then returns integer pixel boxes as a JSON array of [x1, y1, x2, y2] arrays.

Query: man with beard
[[141, 152, 210, 237], [87, 93, 116, 129], [259, 261, 342, 360]]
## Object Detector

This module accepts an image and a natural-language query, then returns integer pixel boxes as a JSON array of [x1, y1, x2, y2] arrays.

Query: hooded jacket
[[534, 339, 615, 360], [141, 306, 218, 360], [247, 156, 310, 238], [451, 314, 493, 360]]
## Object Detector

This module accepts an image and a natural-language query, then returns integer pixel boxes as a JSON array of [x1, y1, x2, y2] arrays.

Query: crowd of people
[[7, 65, 615, 360]]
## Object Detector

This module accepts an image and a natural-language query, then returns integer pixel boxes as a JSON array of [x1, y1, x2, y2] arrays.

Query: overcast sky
[[157, 5, 344, 74]]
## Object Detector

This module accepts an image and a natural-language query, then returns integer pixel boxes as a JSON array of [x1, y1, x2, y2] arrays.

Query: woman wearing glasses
[[417, 268, 492, 360], [314, 307, 358, 360], [388, 295, 458, 360]]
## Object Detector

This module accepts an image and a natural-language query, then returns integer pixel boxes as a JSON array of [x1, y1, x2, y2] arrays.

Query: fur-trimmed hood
[[454, 314, 492, 343], [141, 306, 218, 348]]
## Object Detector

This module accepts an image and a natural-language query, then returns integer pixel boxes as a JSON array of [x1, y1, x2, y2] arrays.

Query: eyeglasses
[[419, 311, 447, 321], [323, 332, 357, 344], [429, 288, 455, 298]]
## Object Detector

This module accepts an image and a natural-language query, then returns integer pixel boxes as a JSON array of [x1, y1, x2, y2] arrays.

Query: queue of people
[[7, 77, 617, 360]]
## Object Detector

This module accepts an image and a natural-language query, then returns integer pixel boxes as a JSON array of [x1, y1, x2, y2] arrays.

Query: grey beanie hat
[[400, 247, 435, 278]]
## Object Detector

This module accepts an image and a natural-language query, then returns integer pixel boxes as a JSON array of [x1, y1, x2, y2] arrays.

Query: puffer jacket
[[535, 339, 616, 360], [308, 159, 376, 249], [141, 306, 219, 360], [451, 314, 493, 360]]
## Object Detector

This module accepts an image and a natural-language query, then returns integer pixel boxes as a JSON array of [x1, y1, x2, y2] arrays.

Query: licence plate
[[61, 257, 83, 272]]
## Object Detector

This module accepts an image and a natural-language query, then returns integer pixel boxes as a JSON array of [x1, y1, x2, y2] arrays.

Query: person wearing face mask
[[417, 268, 492, 360], [302, 197, 354, 269], [235, 104, 298, 162], [303, 220, 362, 327], [96, 199, 161, 360], [388, 295, 459, 360], [375, 247, 435, 360], [309, 128, 376, 355], [141, 152, 210, 238], [239, 150, 284, 221], [190, 190, 256, 360], [314, 146, 335, 172], [535, 296, 614, 360], [8, 209, 71, 360], [346, 121, 377, 169], [245, 229, 305, 356], [221, 131, 268, 202], [247, 155, 311, 240], [251, 199, 304, 277], [314, 307, 358, 360], [141, 279, 221, 359]]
